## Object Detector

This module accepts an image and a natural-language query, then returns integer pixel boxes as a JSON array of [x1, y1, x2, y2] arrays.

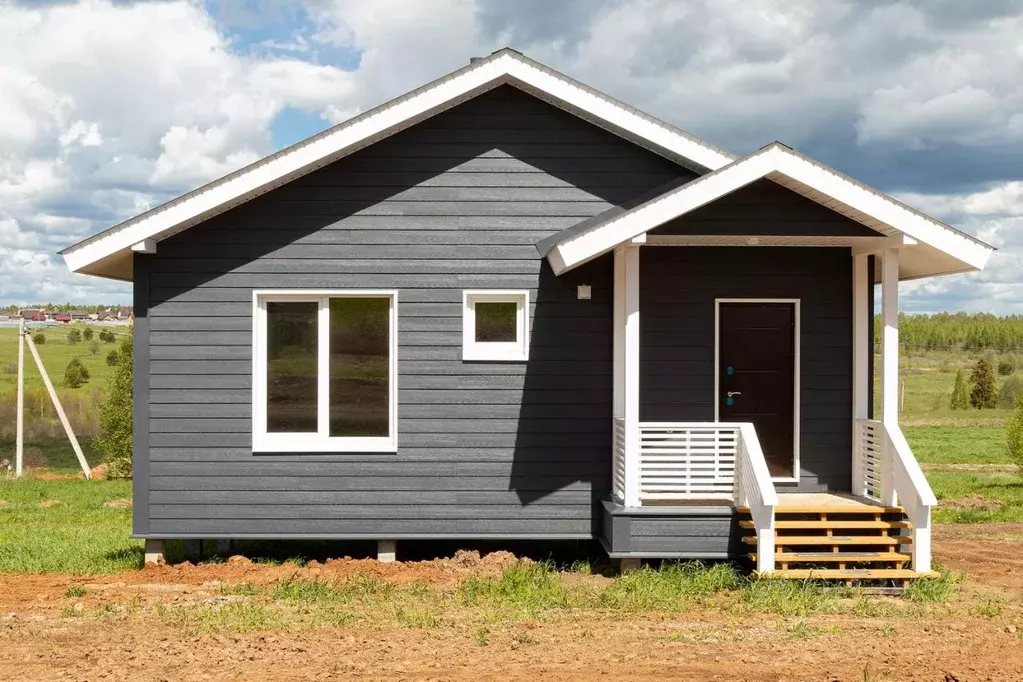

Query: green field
[[0, 324, 129, 448]]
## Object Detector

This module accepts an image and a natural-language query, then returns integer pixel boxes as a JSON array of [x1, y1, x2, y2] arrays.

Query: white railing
[[637, 423, 738, 500], [887, 423, 936, 573], [733, 423, 778, 574], [612, 417, 626, 502], [854, 419, 884, 500]]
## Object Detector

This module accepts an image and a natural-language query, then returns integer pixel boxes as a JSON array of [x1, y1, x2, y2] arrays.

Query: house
[[60, 49, 994, 580], [18, 309, 46, 322]]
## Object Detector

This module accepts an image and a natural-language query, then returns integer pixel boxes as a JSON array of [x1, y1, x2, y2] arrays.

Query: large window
[[462, 290, 530, 361], [253, 291, 397, 452]]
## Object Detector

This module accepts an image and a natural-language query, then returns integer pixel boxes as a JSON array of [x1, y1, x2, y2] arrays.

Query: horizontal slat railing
[[637, 423, 737, 500], [612, 417, 626, 503], [855, 419, 884, 500]]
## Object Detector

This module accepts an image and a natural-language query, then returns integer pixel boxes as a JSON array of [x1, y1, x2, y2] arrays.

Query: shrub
[[32, 332, 45, 345], [949, 369, 969, 410], [98, 330, 115, 343], [970, 358, 998, 409], [82, 328, 93, 341], [95, 337, 133, 478], [999, 360, 1015, 376], [1000, 375, 1023, 409], [67, 329, 82, 344], [63, 357, 90, 388], [106, 350, 119, 366], [88, 340, 100, 355], [1007, 391, 1023, 476]]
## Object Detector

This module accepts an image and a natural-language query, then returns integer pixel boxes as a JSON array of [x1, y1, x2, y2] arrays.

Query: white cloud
[[0, 0, 358, 304]]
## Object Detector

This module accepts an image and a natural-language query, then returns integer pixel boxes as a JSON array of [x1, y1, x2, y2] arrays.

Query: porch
[[606, 241, 937, 578]]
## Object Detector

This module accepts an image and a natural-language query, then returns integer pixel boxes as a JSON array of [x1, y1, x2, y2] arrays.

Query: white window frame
[[252, 289, 398, 453], [714, 298, 801, 483], [462, 290, 530, 362]]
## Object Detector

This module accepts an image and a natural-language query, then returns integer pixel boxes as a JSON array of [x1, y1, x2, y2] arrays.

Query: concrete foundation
[[144, 539, 166, 565], [377, 540, 397, 563], [617, 557, 642, 574]]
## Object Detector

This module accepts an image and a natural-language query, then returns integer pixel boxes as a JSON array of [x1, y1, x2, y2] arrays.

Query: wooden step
[[739, 519, 912, 530], [749, 551, 911, 563], [763, 568, 939, 580], [737, 505, 903, 515], [743, 535, 912, 546]]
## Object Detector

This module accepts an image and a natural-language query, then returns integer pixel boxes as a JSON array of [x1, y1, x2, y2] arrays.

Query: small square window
[[463, 290, 529, 362]]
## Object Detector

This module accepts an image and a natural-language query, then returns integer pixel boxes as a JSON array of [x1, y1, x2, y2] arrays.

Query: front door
[[717, 301, 798, 479]]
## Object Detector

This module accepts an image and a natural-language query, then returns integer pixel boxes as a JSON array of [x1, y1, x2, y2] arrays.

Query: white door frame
[[714, 298, 801, 483]]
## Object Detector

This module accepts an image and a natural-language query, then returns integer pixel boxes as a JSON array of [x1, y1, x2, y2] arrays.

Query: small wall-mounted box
[[577, 285, 592, 300]]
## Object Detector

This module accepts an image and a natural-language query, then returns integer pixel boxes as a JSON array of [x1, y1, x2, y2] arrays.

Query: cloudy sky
[[1, 0, 1021, 312]]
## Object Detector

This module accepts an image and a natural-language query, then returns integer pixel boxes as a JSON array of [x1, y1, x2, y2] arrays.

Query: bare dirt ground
[[0, 529, 1022, 681]]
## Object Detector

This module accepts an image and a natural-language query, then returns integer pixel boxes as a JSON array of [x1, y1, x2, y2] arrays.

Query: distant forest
[[876, 313, 1023, 352]]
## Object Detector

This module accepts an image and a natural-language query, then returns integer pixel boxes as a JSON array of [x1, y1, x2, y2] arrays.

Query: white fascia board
[[549, 144, 994, 275], [61, 50, 733, 276]]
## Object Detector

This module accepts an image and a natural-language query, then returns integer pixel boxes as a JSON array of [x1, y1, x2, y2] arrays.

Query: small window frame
[[252, 289, 398, 453], [462, 290, 530, 362]]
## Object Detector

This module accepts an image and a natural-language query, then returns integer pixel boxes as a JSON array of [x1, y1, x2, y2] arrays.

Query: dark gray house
[[63, 49, 993, 581]]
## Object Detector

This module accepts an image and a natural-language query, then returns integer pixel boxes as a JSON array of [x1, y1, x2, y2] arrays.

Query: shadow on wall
[[508, 258, 613, 527]]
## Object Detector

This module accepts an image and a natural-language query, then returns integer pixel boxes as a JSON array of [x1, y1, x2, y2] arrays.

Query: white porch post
[[880, 248, 899, 506], [851, 253, 870, 497], [617, 245, 641, 507]]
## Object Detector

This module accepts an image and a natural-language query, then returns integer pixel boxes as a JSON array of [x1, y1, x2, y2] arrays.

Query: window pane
[[475, 301, 517, 342], [330, 297, 390, 438], [266, 301, 318, 433]]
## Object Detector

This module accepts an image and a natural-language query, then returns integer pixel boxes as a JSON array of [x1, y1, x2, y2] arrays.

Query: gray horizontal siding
[[600, 502, 743, 558], [143, 84, 693, 538], [640, 247, 853, 492], [652, 179, 883, 237]]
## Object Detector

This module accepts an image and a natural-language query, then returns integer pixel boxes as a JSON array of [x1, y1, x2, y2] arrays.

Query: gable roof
[[60, 48, 734, 280], [539, 142, 995, 281]]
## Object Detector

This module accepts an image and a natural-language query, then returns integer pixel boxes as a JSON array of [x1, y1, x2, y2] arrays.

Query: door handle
[[727, 391, 742, 397]]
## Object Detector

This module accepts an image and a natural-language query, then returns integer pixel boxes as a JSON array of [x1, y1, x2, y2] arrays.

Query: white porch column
[[617, 245, 641, 507], [851, 253, 870, 497], [879, 248, 899, 506]]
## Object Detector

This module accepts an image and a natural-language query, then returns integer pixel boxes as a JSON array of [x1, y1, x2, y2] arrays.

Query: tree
[[82, 328, 94, 341], [88, 340, 100, 355], [106, 350, 119, 366], [99, 330, 115, 343], [95, 338, 133, 479], [970, 358, 998, 409], [1006, 391, 1023, 476], [950, 369, 969, 410], [63, 357, 90, 388], [67, 329, 82, 344], [999, 359, 1016, 376], [32, 332, 45, 345]]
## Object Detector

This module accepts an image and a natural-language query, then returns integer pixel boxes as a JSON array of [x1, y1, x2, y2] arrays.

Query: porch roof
[[538, 142, 996, 282]]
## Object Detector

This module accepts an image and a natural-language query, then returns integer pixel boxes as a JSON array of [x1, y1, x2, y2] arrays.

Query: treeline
[[874, 313, 1023, 352]]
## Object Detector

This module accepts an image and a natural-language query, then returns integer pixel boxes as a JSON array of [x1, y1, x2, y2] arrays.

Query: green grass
[[0, 326, 126, 399], [905, 426, 1009, 465], [0, 476, 139, 574], [928, 471, 1023, 523], [596, 561, 740, 612]]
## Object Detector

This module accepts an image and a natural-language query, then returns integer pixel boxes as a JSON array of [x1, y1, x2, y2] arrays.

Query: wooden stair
[[737, 500, 938, 584]]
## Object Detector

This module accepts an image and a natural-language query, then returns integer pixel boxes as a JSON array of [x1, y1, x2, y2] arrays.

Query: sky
[[1, 0, 1022, 313]]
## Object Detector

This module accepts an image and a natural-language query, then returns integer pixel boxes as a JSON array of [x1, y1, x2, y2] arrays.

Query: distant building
[[19, 309, 46, 322]]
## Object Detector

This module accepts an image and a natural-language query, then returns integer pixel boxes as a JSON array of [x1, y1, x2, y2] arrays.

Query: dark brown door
[[718, 302, 796, 478]]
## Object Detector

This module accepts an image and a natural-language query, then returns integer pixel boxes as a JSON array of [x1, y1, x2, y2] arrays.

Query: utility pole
[[15, 319, 24, 477]]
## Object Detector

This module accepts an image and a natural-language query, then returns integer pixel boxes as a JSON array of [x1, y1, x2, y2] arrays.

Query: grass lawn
[[0, 325, 128, 399], [0, 476, 138, 574]]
